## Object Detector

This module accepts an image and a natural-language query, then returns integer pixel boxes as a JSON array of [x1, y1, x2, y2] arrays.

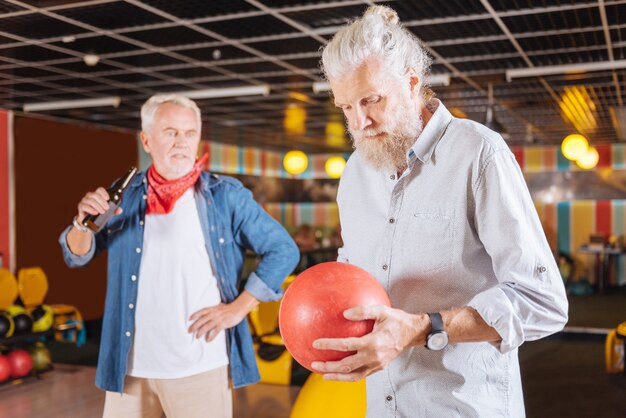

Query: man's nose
[[350, 106, 372, 131]]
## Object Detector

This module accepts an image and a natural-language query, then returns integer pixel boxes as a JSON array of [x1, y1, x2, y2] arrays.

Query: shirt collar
[[409, 99, 453, 165]]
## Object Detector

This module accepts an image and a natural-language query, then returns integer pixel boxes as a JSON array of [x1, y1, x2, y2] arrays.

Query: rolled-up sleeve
[[468, 149, 568, 353], [58, 225, 96, 267]]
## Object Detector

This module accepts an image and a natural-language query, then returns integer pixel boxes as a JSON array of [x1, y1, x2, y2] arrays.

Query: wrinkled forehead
[[330, 59, 399, 104], [153, 103, 200, 129]]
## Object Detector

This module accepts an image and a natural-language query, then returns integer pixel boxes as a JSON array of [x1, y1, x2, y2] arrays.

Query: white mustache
[[169, 149, 192, 157]]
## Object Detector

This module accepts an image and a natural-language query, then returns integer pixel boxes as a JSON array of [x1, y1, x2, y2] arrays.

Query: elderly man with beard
[[59, 94, 299, 418], [311, 5, 568, 417]]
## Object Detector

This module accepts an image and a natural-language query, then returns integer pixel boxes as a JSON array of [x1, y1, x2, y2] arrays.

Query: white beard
[[349, 105, 423, 172]]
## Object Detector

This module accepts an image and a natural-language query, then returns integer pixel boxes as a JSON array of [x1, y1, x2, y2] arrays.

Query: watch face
[[427, 331, 448, 350]]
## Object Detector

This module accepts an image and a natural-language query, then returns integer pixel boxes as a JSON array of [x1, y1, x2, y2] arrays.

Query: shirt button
[[131, 275, 137, 281], [125, 331, 131, 337], [219, 237, 225, 244], [142, 194, 147, 200], [390, 174, 395, 180], [136, 248, 141, 253], [382, 264, 388, 270], [386, 395, 393, 401], [538, 266, 547, 273], [129, 303, 134, 309], [139, 220, 144, 226], [389, 218, 395, 224]]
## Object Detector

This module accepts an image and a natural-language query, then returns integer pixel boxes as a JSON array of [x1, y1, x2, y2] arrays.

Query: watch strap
[[427, 312, 444, 333]]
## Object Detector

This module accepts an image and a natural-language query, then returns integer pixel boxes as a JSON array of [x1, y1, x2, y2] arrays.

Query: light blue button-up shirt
[[337, 100, 568, 417], [59, 171, 300, 393]]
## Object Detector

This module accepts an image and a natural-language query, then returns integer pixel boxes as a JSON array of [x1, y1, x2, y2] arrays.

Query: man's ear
[[408, 68, 421, 98], [140, 131, 151, 154]]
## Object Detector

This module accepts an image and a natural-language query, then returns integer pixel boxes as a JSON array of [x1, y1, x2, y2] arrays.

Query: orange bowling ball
[[279, 262, 390, 372]]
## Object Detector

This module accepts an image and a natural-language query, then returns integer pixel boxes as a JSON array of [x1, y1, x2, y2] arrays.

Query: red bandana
[[146, 153, 209, 215]]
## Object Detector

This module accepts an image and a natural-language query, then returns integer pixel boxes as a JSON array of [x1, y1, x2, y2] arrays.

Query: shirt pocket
[[106, 217, 125, 235], [406, 211, 455, 273]]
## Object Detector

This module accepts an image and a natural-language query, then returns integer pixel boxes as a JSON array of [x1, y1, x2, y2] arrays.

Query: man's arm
[[311, 305, 500, 381], [229, 183, 300, 302], [188, 180, 299, 340]]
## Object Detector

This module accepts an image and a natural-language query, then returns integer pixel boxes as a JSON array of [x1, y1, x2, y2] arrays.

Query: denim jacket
[[59, 171, 299, 393]]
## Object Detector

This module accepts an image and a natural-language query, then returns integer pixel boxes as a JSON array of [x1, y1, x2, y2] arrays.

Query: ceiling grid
[[0, 0, 623, 151]]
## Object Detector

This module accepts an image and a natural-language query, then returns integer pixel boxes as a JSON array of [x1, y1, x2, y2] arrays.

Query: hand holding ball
[[278, 262, 390, 372]]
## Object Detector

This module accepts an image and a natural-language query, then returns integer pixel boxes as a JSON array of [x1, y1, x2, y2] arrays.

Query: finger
[[197, 321, 218, 340], [114, 207, 123, 216], [343, 305, 387, 321], [78, 203, 101, 217], [189, 307, 210, 321], [311, 355, 361, 374], [90, 191, 110, 209], [313, 336, 363, 352], [205, 325, 223, 342], [83, 194, 109, 213], [188, 315, 213, 334], [322, 371, 367, 382], [95, 187, 110, 201]]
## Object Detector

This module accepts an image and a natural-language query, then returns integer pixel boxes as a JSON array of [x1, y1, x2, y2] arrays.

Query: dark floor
[[44, 289, 626, 417]]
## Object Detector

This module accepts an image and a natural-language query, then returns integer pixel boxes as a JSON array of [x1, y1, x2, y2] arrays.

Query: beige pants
[[103, 366, 232, 418]]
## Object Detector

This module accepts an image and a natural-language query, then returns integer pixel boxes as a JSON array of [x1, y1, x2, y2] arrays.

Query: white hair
[[140, 94, 202, 133], [321, 5, 432, 86]]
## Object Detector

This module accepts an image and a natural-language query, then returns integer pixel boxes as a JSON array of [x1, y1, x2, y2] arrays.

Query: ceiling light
[[174, 84, 270, 100], [559, 86, 597, 134], [561, 134, 589, 161], [576, 146, 599, 170], [506, 60, 626, 81], [284, 150, 308, 175], [284, 103, 307, 135], [83, 53, 100, 66], [23, 96, 121, 112], [312, 73, 451, 93], [325, 156, 346, 179], [288, 91, 311, 103]]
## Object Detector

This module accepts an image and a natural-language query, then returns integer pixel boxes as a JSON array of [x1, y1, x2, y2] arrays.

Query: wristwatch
[[425, 312, 448, 351]]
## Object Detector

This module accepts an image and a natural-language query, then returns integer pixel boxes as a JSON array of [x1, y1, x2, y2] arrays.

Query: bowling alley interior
[[0, 1, 626, 417]]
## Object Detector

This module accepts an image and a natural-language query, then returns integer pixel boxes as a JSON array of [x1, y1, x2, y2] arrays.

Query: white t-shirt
[[127, 189, 229, 379]]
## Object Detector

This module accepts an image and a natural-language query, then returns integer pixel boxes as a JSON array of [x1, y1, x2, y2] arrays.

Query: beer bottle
[[82, 167, 138, 233]]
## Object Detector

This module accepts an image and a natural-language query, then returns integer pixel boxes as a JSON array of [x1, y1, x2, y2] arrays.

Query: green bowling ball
[[29, 343, 52, 372]]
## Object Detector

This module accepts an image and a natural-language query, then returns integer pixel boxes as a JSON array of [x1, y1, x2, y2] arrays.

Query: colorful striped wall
[[535, 200, 626, 286], [262, 202, 339, 229], [511, 144, 626, 172], [198, 142, 626, 177], [0, 110, 13, 271], [194, 142, 626, 177], [199, 140, 351, 179]]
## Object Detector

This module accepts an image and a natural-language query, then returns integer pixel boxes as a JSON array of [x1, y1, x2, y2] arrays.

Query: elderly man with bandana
[[60, 94, 299, 418]]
